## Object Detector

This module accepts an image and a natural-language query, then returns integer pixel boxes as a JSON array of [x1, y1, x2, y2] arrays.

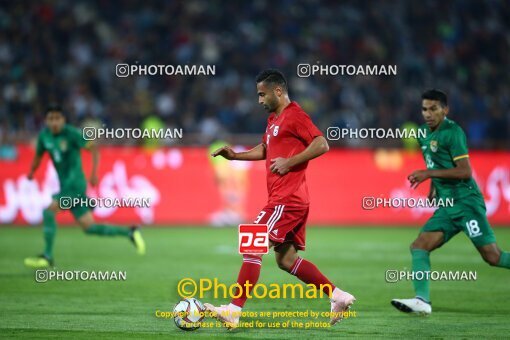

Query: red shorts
[[253, 204, 309, 251]]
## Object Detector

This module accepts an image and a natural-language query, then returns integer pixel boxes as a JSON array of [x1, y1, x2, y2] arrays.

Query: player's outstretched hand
[[211, 146, 236, 160], [408, 169, 430, 189]]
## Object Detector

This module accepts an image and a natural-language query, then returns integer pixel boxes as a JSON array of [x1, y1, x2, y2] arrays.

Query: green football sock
[[85, 224, 130, 237], [496, 251, 510, 269], [43, 209, 57, 259], [411, 248, 431, 303]]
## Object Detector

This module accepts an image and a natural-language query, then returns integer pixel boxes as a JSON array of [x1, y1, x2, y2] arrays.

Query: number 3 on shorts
[[254, 211, 266, 224]]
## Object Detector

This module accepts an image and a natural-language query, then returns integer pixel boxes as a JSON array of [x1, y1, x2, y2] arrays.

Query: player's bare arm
[[85, 141, 99, 186], [211, 143, 266, 161], [27, 153, 43, 180], [427, 181, 436, 200], [270, 136, 329, 175], [408, 152, 472, 189]]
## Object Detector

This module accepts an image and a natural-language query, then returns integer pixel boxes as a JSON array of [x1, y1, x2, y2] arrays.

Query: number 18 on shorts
[[238, 224, 269, 254]]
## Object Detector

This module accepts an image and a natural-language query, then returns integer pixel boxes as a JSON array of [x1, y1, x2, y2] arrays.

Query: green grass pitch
[[0, 226, 509, 339]]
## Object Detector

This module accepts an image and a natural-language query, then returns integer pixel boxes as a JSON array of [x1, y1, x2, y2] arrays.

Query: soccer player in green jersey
[[391, 89, 510, 315], [24, 106, 146, 268]]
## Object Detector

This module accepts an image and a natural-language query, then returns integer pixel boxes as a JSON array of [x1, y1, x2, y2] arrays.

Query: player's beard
[[264, 97, 278, 113]]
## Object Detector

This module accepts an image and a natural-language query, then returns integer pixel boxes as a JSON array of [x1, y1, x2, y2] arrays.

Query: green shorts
[[421, 196, 496, 247], [52, 184, 91, 219]]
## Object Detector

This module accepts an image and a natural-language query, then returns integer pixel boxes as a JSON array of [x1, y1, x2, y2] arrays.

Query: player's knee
[[410, 240, 425, 251], [276, 260, 292, 272], [411, 238, 435, 252], [276, 256, 295, 272], [482, 251, 500, 266], [79, 221, 94, 232]]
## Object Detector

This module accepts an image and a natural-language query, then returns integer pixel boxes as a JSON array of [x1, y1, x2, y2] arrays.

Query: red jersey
[[262, 101, 323, 208]]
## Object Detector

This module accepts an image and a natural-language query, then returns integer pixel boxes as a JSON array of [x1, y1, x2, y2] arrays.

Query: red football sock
[[231, 255, 262, 308], [290, 257, 335, 296]]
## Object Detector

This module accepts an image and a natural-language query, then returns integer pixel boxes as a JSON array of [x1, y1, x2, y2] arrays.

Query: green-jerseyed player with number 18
[[391, 89, 510, 315]]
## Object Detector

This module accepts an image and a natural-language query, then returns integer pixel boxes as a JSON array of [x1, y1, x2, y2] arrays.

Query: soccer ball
[[173, 298, 205, 331]]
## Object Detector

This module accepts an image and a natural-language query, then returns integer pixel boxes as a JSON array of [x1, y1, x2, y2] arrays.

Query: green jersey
[[36, 124, 88, 189], [417, 118, 482, 201]]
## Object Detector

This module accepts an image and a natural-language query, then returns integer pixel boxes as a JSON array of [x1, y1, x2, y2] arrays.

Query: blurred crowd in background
[[0, 0, 508, 151]]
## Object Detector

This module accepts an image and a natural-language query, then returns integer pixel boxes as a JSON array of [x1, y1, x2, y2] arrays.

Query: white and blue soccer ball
[[173, 298, 205, 331]]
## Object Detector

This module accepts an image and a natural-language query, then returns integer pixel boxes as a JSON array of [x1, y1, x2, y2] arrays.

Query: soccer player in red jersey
[[205, 69, 355, 329]]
